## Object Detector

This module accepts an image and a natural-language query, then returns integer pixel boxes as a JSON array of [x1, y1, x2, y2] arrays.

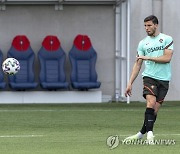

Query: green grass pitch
[[0, 102, 179, 154]]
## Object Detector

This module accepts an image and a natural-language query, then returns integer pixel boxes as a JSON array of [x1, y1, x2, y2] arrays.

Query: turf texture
[[0, 102, 179, 154]]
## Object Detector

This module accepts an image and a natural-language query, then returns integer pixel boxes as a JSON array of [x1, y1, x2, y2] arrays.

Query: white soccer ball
[[2, 58, 20, 75]]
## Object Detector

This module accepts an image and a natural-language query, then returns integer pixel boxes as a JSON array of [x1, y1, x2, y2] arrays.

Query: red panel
[[12, 35, 30, 51], [74, 34, 92, 51], [42, 35, 61, 51]]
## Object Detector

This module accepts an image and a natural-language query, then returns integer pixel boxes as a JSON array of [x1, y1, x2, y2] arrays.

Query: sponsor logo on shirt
[[147, 45, 164, 53]]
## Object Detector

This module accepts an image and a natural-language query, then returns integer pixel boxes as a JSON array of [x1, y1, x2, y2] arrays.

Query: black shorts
[[143, 77, 169, 104]]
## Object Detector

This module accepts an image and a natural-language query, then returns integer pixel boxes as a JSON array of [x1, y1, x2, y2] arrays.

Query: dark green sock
[[145, 108, 155, 132], [140, 110, 157, 134]]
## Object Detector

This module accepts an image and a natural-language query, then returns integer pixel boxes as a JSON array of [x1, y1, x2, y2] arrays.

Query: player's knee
[[154, 107, 160, 114], [146, 95, 156, 108], [154, 102, 162, 114], [146, 101, 156, 108]]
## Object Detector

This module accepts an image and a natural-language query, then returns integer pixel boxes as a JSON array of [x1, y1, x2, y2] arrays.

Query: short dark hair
[[144, 15, 159, 24]]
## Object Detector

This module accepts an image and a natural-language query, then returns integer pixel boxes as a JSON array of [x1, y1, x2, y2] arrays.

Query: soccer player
[[124, 15, 173, 144]]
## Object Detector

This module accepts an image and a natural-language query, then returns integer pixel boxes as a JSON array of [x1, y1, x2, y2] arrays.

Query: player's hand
[[125, 84, 132, 97], [137, 56, 149, 60]]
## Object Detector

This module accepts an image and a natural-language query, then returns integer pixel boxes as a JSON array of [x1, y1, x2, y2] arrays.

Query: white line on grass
[[1, 134, 179, 139], [0, 109, 178, 112], [155, 134, 180, 136], [0, 110, 55, 112], [119, 134, 180, 137], [0, 135, 44, 138]]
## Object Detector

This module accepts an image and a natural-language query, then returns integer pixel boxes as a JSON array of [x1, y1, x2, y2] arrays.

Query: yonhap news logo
[[106, 135, 119, 149], [106, 135, 176, 149], [122, 139, 176, 146]]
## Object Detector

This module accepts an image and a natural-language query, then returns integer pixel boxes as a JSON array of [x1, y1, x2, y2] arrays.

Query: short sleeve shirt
[[137, 33, 173, 81]]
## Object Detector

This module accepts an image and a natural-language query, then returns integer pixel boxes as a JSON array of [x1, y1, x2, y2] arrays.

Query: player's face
[[144, 21, 158, 36]]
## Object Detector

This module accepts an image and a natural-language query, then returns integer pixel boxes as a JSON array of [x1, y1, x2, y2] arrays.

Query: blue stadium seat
[[69, 34, 101, 90], [7, 35, 38, 90], [38, 35, 69, 90], [0, 50, 6, 89]]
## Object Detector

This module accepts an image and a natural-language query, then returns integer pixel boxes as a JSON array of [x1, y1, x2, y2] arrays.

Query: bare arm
[[125, 59, 143, 97], [137, 49, 173, 63]]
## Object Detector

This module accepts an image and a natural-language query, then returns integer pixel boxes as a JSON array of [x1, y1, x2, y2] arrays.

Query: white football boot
[[124, 132, 144, 141], [147, 131, 155, 145]]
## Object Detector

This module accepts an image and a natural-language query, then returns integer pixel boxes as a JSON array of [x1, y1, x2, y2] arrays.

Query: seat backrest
[[69, 34, 98, 83], [7, 35, 36, 83], [38, 35, 66, 83]]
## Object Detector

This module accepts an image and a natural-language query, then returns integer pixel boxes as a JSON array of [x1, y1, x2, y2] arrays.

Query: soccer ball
[[2, 58, 20, 75]]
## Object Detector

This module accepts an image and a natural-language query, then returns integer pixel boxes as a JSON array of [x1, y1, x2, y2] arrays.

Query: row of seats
[[0, 35, 101, 90]]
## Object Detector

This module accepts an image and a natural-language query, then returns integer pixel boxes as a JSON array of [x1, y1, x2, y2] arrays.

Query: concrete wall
[[0, 0, 179, 101], [128, 0, 153, 101], [163, 0, 180, 101], [0, 5, 115, 96]]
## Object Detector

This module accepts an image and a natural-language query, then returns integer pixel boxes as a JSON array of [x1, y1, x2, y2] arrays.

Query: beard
[[147, 29, 156, 36]]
